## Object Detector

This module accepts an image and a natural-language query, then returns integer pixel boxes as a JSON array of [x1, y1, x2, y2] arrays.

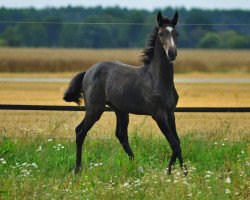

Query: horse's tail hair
[[63, 71, 86, 105]]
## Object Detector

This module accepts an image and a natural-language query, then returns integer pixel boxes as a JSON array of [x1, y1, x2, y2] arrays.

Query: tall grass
[[0, 134, 249, 199], [0, 48, 250, 73]]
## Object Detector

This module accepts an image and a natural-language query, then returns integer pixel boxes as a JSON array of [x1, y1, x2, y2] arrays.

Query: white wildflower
[[123, 182, 130, 187], [221, 143, 225, 146], [205, 174, 211, 178], [138, 166, 144, 173], [225, 177, 231, 184], [2, 160, 6, 165], [37, 146, 42, 152], [48, 139, 53, 142], [31, 163, 38, 168], [225, 189, 231, 194], [241, 151, 244, 154]]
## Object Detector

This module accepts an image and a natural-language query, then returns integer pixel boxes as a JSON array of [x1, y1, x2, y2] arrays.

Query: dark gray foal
[[64, 11, 187, 175]]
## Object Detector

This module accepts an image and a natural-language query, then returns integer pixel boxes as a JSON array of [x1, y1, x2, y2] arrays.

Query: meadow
[[0, 48, 249, 199], [0, 82, 249, 199], [0, 48, 250, 73], [0, 125, 249, 199]]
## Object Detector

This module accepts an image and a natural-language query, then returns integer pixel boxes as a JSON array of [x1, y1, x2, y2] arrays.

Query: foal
[[64, 11, 187, 175]]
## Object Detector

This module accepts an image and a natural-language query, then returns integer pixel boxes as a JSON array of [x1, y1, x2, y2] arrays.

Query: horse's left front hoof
[[74, 166, 82, 175]]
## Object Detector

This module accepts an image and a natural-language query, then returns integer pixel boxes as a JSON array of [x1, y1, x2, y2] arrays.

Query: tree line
[[0, 6, 250, 48]]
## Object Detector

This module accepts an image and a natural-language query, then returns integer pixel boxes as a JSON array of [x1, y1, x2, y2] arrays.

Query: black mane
[[140, 26, 159, 65]]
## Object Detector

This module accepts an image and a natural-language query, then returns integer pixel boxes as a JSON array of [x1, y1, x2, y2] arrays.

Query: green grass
[[0, 134, 249, 199]]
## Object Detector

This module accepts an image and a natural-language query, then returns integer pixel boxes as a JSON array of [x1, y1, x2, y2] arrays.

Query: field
[[0, 48, 250, 73], [0, 48, 249, 199], [0, 128, 249, 199]]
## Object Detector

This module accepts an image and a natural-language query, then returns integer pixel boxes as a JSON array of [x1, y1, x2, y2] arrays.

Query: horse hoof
[[74, 166, 81, 174], [167, 166, 172, 175]]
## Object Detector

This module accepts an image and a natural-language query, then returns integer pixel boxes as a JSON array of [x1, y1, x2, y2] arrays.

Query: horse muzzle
[[168, 47, 177, 61]]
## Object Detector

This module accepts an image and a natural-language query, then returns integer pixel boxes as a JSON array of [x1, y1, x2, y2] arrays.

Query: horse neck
[[149, 37, 174, 87]]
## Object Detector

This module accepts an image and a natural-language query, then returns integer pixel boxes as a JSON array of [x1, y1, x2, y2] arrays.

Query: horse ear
[[157, 11, 163, 25], [171, 11, 179, 26]]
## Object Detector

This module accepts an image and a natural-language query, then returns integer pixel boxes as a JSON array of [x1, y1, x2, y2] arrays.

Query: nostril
[[168, 48, 176, 56]]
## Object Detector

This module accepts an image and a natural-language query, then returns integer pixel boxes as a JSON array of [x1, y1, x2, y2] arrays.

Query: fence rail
[[0, 104, 249, 112]]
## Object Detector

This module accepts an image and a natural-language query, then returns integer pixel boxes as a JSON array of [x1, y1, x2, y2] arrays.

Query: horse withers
[[64, 11, 187, 176]]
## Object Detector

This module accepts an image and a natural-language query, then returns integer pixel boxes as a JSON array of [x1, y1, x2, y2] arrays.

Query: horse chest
[[150, 88, 177, 111]]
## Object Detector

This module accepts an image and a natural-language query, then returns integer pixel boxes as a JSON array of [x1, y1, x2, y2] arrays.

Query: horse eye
[[159, 32, 163, 37]]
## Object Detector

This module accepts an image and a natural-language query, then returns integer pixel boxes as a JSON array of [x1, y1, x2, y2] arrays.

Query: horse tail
[[63, 72, 86, 105]]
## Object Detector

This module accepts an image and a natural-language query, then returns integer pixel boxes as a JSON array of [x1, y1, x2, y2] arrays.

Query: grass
[[0, 48, 250, 73], [0, 132, 249, 199]]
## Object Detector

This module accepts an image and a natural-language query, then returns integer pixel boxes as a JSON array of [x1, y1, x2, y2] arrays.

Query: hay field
[[0, 47, 249, 139], [0, 81, 249, 140], [0, 48, 250, 73], [0, 82, 249, 107]]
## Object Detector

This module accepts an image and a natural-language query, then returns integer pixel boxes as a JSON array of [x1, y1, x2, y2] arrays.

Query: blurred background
[[0, 1, 249, 138], [0, 0, 250, 49]]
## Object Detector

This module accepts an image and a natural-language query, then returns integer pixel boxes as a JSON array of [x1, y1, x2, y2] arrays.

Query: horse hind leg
[[75, 108, 104, 173], [115, 109, 134, 160]]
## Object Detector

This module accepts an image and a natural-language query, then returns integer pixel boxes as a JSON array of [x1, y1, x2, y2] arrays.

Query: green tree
[[2, 26, 22, 46], [18, 24, 48, 47], [228, 35, 250, 49], [198, 32, 222, 48], [219, 31, 250, 49], [184, 9, 214, 47], [44, 17, 62, 47]]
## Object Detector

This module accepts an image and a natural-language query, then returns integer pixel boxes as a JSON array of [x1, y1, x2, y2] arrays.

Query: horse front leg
[[167, 112, 180, 143], [167, 112, 188, 175], [152, 110, 187, 176], [115, 110, 134, 160]]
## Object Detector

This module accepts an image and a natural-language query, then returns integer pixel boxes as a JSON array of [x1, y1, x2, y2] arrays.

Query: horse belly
[[106, 90, 151, 115]]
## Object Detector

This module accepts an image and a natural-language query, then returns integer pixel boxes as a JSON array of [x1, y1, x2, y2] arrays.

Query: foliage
[[198, 31, 250, 48], [0, 7, 249, 48]]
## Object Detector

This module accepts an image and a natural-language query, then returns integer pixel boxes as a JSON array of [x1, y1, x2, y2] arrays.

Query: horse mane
[[140, 26, 159, 65]]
